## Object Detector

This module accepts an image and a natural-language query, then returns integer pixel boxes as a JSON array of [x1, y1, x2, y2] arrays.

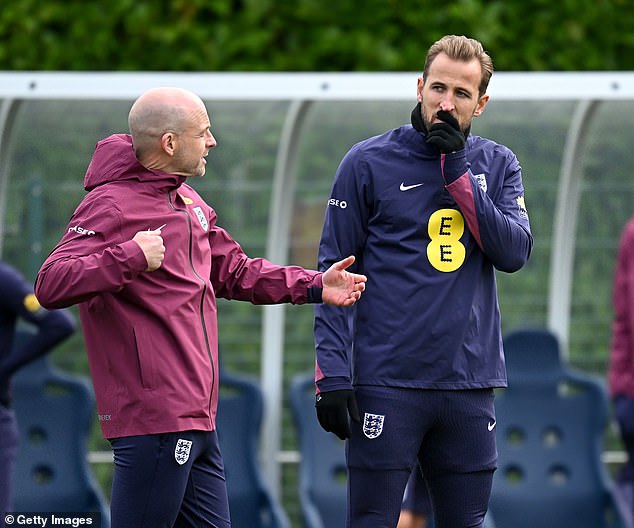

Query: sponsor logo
[[175, 438, 193, 465], [399, 182, 424, 191], [488, 420, 497, 432], [516, 195, 528, 219], [23, 293, 42, 313], [68, 225, 95, 236], [363, 412, 385, 439], [328, 198, 347, 209], [193, 206, 208, 231], [473, 173, 487, 192], [98, 414, 112, 421], [179, 193, 194, 205]]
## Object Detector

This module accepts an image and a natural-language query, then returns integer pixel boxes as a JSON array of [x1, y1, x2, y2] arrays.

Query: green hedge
[[1, 0, 633, 72]]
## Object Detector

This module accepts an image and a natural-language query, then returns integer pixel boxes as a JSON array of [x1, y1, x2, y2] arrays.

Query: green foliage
[[1, 0, 634, 71]]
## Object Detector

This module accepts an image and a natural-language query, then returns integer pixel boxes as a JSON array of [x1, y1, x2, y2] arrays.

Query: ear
[[160, 131, 177, 156], [473, 94, 490, 117], [416, 76, 424, 103]]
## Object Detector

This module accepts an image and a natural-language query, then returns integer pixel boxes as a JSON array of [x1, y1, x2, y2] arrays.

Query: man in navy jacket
[[314, 35, 533, 527]]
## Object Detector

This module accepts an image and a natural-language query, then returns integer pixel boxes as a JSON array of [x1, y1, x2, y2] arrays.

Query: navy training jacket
[[314, 123, 533, 393]]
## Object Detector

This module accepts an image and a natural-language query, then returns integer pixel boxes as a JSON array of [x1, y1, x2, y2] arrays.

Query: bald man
[[35, 87, 366, 528]]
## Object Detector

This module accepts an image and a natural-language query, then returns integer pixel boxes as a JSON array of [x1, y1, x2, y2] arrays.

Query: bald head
[[127, 87, 214, 175], [129, 87, 204, 145]]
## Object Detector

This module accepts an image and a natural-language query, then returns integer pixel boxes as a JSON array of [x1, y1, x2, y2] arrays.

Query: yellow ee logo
[[427, 209, 466, 272], [23, 293, 42, 313]]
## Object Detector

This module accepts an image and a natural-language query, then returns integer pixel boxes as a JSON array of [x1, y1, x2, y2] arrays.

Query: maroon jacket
[[608, 217, 634, 400], [35, 134, 322, 438]]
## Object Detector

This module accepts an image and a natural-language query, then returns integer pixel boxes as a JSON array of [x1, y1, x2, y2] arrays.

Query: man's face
[[171, 106, 216, 178], [417, 52, 489, 133]]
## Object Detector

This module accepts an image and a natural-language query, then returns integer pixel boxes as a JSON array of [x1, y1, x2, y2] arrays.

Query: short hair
[[423, 35, 494, 96]]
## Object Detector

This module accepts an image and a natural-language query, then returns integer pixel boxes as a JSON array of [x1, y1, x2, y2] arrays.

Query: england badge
[[193, 206, 209, 232], [175, 438, 193, 465], [473, 172, 488, 193], [362, 412, 385, 439]]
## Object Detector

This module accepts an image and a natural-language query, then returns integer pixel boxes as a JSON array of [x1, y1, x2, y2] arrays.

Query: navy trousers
[[347, 387, 497, 528], [109, 430, 230, 528]]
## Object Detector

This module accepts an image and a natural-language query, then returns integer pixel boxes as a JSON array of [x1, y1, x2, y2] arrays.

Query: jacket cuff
[[307, 273, 324, 303], [442, 150, 469, 184], [316, 376, 352, 393], [125, 239, 153, 272], [307, 286, 323, 303]]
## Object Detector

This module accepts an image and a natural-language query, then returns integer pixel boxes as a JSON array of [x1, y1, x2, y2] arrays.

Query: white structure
[[1, 72, 633, 497]]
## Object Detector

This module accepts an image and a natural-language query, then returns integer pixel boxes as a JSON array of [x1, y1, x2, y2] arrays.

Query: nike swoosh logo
[[400, 182, 424, 191], [488, 420, 496, 431]]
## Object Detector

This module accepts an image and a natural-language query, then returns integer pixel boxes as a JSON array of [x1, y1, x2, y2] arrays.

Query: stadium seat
[[489, 327, 627, 528], [10, 351, 110, 527], [216, 370, 290, 528], [290, 372, 347, 528]]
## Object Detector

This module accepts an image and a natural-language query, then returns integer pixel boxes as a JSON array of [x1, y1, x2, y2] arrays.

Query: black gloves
[[315, 389, 360, 440], [425, 110, 465, 153]]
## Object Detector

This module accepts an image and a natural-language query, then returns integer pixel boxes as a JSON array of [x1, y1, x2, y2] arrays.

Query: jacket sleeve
[[35, 197, 148, 309], [208, 217, 322, 305], [314, 145, 368, 392], [608, 219, 634, 398], [442, 147, 533, 273], [0, 263, 76, 377]]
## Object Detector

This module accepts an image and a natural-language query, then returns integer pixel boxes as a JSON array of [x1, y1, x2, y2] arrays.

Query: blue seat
[[290, 373, 347, 528], [10, 354, 110, 527], [216, 370, 290, 528], [489, 328, 626, 528]]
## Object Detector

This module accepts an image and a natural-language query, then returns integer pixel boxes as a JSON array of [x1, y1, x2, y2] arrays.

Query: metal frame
[[2, 71, 634, 495], [547, 100, 601, 353], [262, 100, 314, 494], [1, 71, 634, 100], [0, 97, 21, 259]]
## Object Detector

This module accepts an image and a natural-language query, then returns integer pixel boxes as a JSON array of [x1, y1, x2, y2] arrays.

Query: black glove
[[425, 110, 465, 153], [315, 389, 360, 440]]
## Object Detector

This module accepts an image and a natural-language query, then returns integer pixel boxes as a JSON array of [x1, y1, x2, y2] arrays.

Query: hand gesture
[[133, 227, 165, 272], [425, 110, 465, 153], [321, 255, 367, 306]]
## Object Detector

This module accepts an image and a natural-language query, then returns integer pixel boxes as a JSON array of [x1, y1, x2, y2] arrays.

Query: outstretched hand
[[321, 255, 367, 306]]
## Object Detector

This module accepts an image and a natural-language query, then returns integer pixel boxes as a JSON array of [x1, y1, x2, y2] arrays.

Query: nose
[[439, 99, 455, 112], [439, 93, 455, 112], [207, 131, 217, 149]]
